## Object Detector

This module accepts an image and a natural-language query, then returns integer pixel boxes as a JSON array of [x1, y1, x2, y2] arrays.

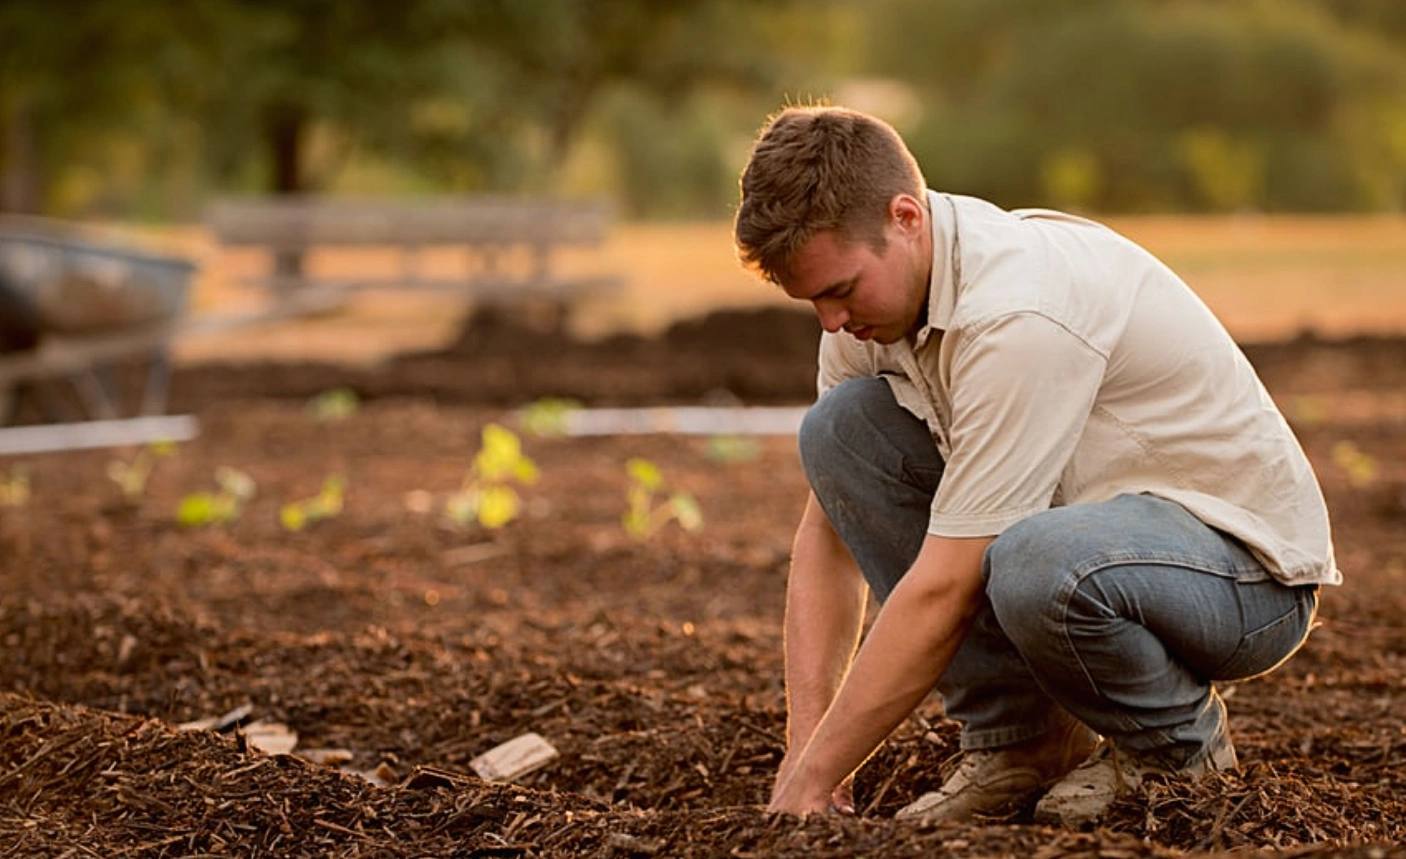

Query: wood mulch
[[3, 311, 1405, 855]]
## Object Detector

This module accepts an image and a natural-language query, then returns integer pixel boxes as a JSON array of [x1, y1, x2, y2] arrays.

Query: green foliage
[[280, 474, 345, 531], [0, 467, 31, 508], [444, 424, 538, 529], [623, 457, 703, 540], [106, 441, 177, 503], [308, 388, 360, 422], [518, 397, 582, 438], [177, 467, 256, 527], [879, 0, 1406, 212], [6, 0, 1406, 216]]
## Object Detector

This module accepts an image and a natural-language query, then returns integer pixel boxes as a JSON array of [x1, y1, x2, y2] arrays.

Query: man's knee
[[984, 507, 1098, 637], [798, 377, 898, 477]]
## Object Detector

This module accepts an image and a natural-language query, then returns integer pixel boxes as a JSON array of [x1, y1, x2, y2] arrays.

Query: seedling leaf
[[216, 467, 256, 501], [519, 397, 581, 437], [177, 492, 218, 527], [309, 388, 359, 422], [0, 467, 31, 508], [671, 493, 703, 531], [445, 491, 478, 526], [477, 485, 521, 529], [705, 435, 760, 464], [280, 504, 308, 531], [627, 458, 662, 491]]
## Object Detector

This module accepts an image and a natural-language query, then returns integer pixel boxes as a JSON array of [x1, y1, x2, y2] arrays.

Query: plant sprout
[[107, 440, 177, 503], [280, 474, 346, 531], [177, 467, 257, 527], [623, 458, 702, 540], [705, 434, 760, 464], [1331, 441, 1377, 489], [308, 388, 359, 422], [0, 466, 30, 508], [518, 397, 581, 437], [444, 424, 539, 529]]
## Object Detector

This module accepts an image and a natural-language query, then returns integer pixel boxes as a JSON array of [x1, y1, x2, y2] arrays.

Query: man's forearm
[[783, 495, 869, 750], [770, 534, 993, 813]]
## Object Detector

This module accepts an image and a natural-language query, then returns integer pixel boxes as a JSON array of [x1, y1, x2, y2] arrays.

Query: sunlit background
[[3, 0, 1406, 359]]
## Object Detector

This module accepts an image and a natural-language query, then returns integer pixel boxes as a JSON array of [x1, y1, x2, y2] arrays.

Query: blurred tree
[[887, 0, 1406, 210], [440, 1, 781, 185], [0, 0, 162, 213], [5, 0, 1406, 217]]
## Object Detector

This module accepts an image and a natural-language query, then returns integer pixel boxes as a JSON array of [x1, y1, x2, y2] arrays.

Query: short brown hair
[[734, 106, 926, 285]]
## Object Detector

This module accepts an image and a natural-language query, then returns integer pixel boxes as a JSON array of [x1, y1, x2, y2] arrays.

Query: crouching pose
[[733, 106, 1336, 825]]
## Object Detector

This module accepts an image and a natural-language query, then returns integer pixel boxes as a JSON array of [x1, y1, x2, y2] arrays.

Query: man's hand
[[768, 756, 849, 816], [772, 753, 855, 816]]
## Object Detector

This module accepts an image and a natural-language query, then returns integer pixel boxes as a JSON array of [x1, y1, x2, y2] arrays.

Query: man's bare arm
[[769, 533, 993, 814], [781, 492, 869, 755]]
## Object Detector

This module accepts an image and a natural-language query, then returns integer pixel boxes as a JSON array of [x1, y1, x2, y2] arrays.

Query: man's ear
[[889, 193, 925, 234]]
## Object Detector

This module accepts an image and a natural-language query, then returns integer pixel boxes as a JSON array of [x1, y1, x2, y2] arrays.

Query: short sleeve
[[816, 330, 871, 399], [928, 313, 1107, 537]]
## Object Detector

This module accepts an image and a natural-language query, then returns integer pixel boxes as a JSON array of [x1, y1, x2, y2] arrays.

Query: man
[[733, 106, 1336, 825]]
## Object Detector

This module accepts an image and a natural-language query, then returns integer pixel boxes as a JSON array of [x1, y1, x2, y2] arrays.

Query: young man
[[733, 106, 1336, 825]]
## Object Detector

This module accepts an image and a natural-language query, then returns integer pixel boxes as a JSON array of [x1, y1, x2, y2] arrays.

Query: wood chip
[[348, 761, 398, 787], [402, 765, 478, 791], [295, 748, 354, 766], [176, 703, 253, 733], [240, 721, 298, 756], [470, 733, 558, 783]]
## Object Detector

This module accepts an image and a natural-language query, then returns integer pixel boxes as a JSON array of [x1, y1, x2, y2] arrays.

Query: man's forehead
[[784, 231, 863, 298]]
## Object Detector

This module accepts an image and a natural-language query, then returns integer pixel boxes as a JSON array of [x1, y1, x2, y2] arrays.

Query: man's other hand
[[768, 757, 855, 816]]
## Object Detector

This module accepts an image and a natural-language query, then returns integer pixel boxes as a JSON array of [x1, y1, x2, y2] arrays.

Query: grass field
[[129, 215, 1406, 366]]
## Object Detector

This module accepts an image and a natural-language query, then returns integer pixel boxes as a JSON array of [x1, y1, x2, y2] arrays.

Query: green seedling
[[1331, 441, 1377, 489], [444, 424, 539, 529], [177, 467, 256, 527], [308, 388, 359, 422], [705, 434, 761, 464], [280, 474, 346, 531], [1286, 395, 1328, 428], [0, 467, 30, 508], [518, 397, 582, 437], [107, 440, 177, 503], [623, 457, 702, 540]]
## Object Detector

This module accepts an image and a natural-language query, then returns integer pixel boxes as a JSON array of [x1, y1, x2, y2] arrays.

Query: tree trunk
[[1, 96, 42, 214], [265, 103, 307, 291]]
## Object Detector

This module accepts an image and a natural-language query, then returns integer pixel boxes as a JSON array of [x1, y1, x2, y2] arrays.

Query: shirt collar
[[912, 189, 958, 349]]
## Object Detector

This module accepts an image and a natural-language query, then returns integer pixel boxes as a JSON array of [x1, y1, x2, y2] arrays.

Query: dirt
[[2, 308, 1405, 856]]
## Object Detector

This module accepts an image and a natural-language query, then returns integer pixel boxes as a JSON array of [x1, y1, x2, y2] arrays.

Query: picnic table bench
[[204, 196, 621, 314]]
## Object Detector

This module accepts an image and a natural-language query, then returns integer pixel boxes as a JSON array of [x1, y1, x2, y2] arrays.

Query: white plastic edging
[[0, 415, 200, 456]]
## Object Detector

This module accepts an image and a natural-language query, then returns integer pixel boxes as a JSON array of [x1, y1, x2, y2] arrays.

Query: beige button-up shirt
[[817, 190, 1338, 586]]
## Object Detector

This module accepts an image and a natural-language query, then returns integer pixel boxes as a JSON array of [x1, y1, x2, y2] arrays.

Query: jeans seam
[[1210, 601, 1310, 680], [1053, 564, 1146, 735], [961, 721, 1055, 751], [1070, 551, 1267, 581]]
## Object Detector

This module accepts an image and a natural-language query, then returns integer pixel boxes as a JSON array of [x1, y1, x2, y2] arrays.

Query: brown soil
[[2, 309, 1405, 856]]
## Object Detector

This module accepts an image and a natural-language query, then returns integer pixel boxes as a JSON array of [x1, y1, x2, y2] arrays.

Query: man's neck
[[905, 203, 937, 345]]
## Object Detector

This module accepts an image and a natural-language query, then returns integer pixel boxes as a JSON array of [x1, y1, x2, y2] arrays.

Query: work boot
[[895, 714, 1099, 822], [1034, 733, 1238, 827]]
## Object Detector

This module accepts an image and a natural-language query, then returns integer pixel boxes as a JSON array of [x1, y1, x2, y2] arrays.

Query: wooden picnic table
[[205, 195, 621, 311]]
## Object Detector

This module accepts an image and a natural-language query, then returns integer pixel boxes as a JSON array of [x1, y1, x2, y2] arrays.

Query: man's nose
[[815, 300, 849, 333]]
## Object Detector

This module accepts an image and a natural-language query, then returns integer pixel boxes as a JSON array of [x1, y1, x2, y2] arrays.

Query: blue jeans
[[799, 378, 1318, 768]]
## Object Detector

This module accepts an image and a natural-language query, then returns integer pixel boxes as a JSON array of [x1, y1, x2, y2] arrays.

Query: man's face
[[782, 197, 931, 345]]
